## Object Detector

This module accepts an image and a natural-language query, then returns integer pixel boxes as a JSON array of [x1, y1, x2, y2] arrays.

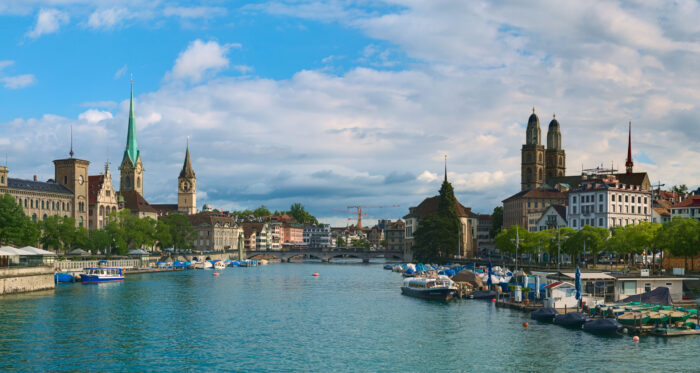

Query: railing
[[53, 259, 141, 271]]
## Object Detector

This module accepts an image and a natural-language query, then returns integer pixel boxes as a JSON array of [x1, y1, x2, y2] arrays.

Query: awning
[[19, 246, 57, 256]]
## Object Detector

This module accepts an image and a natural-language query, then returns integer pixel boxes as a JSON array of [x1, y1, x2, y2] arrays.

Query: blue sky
[[1, 1, 699, 226]]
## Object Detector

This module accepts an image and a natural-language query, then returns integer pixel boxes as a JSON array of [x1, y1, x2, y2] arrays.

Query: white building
[[536, 205, 567, 231], [670, 195, 700, 221], [567, 173, 651, 230], [303, 224, 331, 249]]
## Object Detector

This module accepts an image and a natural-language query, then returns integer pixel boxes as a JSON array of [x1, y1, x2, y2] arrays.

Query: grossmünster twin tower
[[521, 108, 566, 191]]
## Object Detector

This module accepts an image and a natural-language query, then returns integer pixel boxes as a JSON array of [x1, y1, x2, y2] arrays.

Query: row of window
[[572, 194, 648, 204], [571, 217, 648, 228], [17, 197, 72, 212], [30, 213, 83, 227], [572, 204, 649, 215]]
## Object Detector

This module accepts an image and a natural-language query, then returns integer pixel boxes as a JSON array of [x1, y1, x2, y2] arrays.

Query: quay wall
[[0, 266, 54, 295]]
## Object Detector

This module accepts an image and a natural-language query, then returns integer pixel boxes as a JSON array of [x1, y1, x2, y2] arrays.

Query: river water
[[1, 263, 698, 372]]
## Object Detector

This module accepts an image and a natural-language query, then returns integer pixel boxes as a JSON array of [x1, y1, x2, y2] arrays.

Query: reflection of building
[[88, 163, 119, 229], [188, 212, 241, 252]]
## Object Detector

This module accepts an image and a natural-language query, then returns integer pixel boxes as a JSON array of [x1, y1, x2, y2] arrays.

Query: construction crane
[[340, 205, 400, 229], [333, 208, 368, 229]]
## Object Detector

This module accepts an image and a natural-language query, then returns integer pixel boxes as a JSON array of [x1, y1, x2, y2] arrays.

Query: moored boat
[[553, 312, 590, 328], [582, 318, 623, 335], [54, 272, 74, 283], [660, 310, 689, 323], [531, 307, 559, 322], [401, 276, 458, 301], [647, 311, 670, 324], [617, 312, 650, 325], [203, 261, 214, 270], [80, 268, 124, 284], [213, 261, 226, 270]]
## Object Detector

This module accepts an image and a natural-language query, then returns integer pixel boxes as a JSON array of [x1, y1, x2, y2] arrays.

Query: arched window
[[538, 153, 542, 162], [79, 216, 83, 227], [32, 213, 37, 222], [100, 206, 104, 216], [30, 200, 34, 208], [526, 168, 533, 182], [125, 178, 131, 189], [41, 200, 45, 209], [62, 202, 65, 211], [43, 214, 47, 220], [1, 176, 4, 184], [538, 168, 543, 181], [24, 199, 27, 208], [137, 177, 141, 188]]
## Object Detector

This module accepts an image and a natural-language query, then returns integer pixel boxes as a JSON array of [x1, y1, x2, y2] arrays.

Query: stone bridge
[[246, 248, 407, 263]]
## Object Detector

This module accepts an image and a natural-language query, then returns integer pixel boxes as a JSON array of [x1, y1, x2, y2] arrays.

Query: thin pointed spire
[[180, 138, 195, 179], [625, 121, 634, 175], [69, 125, 74, 158], [123, 75, 140, 165], [444, 154, 448, 183]]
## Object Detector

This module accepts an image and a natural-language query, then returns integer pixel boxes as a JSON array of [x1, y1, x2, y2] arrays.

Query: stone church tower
[[545, 114, 565, 184], [521, 108, 545, 190], [54, 142, 90, 227], [119, 79, 144, 196], [178, 142, 196, 215]]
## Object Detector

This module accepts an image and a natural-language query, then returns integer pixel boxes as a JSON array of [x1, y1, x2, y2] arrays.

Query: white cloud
[[418, 171, 438, 183], [26, 8, 69, 38], [1, 74, 37, 89], [87, 8, 129, 29], [163, 6, 227, 19], [114, 64, 127, 79], [78, 109, 112, 123], [167, 39, 240, 83]]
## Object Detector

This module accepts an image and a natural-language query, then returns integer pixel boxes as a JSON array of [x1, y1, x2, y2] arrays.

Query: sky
[[1, 0, 699, 227]]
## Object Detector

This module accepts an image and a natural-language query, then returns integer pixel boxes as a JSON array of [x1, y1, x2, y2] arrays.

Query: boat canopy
[[620, 286, 673, 306]]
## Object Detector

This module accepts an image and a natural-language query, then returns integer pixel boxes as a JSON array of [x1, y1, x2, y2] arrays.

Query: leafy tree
[[159, 213, 196, 251], [38, 215, 63, 251], [379, 239, 387, 248], [657, 218, 700, 271], [671, 184, 688, 195], [494, 225, 528, 254], [58, 217, 79, 252], [253, 205, 271, 218], [0, 193, 39, 246], [155, 220, 173, 250], [288, 203, 318, 225], [87, 229, 112, 254], [489, 206, 503, 238], [351, 238, 371, 250], [413, 180, 461, 262], [336, 236, 346, 248], [564, 225, 608, 266]]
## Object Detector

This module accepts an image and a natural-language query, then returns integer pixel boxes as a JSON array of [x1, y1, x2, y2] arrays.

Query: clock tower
[[178, 141, 196, 215]]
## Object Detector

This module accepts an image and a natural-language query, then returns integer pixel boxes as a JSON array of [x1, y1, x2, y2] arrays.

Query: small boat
[[401, 276, 458, 301], [583, 318, 623, 335], [259, 259, 269, 266], [531, 307, 559, 322], [203, 261, 214, 270], [54, 272, 74, 283], [660, 310, 690, 323], [465, 290, 498, 300], [402, 268, 416, 277], [238, 259, 258, 267], [213, 261, 226, 270], [617, 312, 650, 325], [553, 312, 590, 328], [80, 268, 124, 284], [647, 311, 670, 324], [384, 264, 393, 270]]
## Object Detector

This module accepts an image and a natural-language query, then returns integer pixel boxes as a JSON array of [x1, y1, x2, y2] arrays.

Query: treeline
[[495, 217, 700, 269], [229, 202, 319, 225], [0, 194, 196, 256]]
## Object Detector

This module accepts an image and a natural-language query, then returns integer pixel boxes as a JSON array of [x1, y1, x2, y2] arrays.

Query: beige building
[[503, 188, 568, 232], [385, 220, 405, 251], [522, 109, 566, 190], [177, 143, 197, 215], [88, 164, 119, 230], [188, 212, 242, 252]]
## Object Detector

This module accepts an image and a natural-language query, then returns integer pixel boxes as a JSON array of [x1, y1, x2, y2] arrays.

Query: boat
[[660, 310, 690, 323], [401, 276, 458, 301], [384, 264, 393, 270], [553, 312, 590, 328], [214, 261, 226, 270], [465, 290, 498, 300], [203, 261, 214, 270], [259, 259, 269, 266], [617, 312, 650, 325], [531, 307, 559, 322], [54, 272, 74, 283], [647, 311, 670, 324], [80, 268, 124, 284], [402, 268, 416, 277], [582, 318, 623, 335], [239, 259, 258, 267]]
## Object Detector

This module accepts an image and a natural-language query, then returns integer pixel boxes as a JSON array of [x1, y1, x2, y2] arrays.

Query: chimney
[[33, 175, 37, 181]]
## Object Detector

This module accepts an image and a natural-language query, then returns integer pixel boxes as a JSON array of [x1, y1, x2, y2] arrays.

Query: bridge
[[246, 248, 407, 263]]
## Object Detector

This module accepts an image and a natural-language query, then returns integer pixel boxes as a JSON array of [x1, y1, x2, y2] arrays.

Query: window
[[24, 199, 27, 208], [64, 176, 67, 184], [32, 213, 37, 222], [573, 196, 577, 203], [137, 177, 141, 188], [573, 206, 577, 214], [572, 219, 577, 227], [599, 194, 603, 202], [612, 194, 615, 202], [535, 202, 538, 208], [599, 218, 604, 226], [30, 200, 34, 208], [644, 207, 647, 215], [631, 206, 635, 214], [622, 281, 636, 295], [644, 283, 651, 293], [638, 196, 641, 203], [612, 205, 616, 212], [644, 197, 648, 204], [43, 214, 47, 220], [625, 195, 628, 202]]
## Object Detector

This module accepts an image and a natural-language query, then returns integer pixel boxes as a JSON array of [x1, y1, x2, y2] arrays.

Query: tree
[[672, 184, 688, 195], [288, 203, 318, 225], [159, 213, 196, 251], [657, 218, 700, 271], [87, 229, 112, 254], [155, 220, 173, 250], [489, 206, 503, 238], [351, 238, 371, 250], [0, 193, 39, 246], [379, 239, 387, 248], [337, 236, 346, 248], [564, 225, 608, 266], [253, 205, 271, 218], [38, 215, 63, 251], [413, 180, 461, 262], [494, 225, 528, 257]]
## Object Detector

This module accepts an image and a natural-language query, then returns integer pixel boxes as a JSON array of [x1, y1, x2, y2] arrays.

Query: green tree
[[351, 238, 371, 250], [0, 193, 39, 246], [58, 217, 78, 252], [253, 205, 271, 218], [379, 239, 387, 248], [489, 206, 503, 238], [413, 180, 461, 263], [657, 218, 700, 271], [336, 236, 346, 248], [87, 229, 112, 254], [159, 213, 196, 251], [38, 215, 63, 251], [494, 225, 528, 255], [564, 225, 608, 266], [288, 203, 318, 225], [671, 184, 688, 195], [155, 220, 173, 250]]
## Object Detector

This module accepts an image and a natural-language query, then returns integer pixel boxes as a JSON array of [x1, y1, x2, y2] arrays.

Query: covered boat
[[465, 290, 497, 300], [54, 272, 74, 283], [617, 312, 650, 325], [531, 307, 559, 322], [620, 286, 673, 306], [553, 312, 590, 327], [582, 318, 623, 335], [401, 276, 458, 301], [80, 268, 124, 284]]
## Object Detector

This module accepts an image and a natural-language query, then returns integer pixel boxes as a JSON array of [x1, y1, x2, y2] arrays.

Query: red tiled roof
[[119, 190, 157, 213], [188, 212, 236, 227], [544, 281, 563, 289], [673, 195, 700, 208], [503, 188, 568, 203], [404, 195, 474, 219]]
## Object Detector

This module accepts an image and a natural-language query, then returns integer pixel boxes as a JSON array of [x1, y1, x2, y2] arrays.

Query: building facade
[[567, 174, 651, 230], [476, 214, 495, 255], [88, 164, 119, 230], [385, 220, 405, 251], [670, 195, 700, 221], [303, 224, 331, 249], [188, 212, 241, 252], [0, 166, 75, 224], [522, 109, 566, 190], [503, 188, 568, 232], [535, 205, 567, 231]]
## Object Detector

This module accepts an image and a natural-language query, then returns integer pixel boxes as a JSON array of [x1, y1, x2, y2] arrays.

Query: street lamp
[[511, 226, 524, 272]]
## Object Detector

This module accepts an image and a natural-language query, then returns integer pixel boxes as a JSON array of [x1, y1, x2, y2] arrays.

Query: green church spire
[[123, 76, 140, 165]]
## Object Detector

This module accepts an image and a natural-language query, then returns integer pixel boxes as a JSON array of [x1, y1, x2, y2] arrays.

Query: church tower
[[521, 108, 545, 190], [119, 78, 144, 196], [178, 140, 196, 215], [545, 114, 566, 185], [625, 121, 634, 175], [54, 130, 90, 227]]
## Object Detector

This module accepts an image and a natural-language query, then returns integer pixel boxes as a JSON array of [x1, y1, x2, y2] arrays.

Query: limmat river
[[1, 263, 699, 372]]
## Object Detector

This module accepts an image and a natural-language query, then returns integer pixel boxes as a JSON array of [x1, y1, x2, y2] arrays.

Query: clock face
[[180, 180, 191, 192], [78, 175, 84, 185]]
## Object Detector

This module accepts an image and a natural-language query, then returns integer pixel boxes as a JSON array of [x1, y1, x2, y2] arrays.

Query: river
[[0, 263, 698, 372]]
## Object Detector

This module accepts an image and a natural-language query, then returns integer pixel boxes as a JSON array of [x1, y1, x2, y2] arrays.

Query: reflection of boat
[[583, 318, 623, 335], [80, 268, 124, 284], [259, 259, 268, 266], [214, 261, 226, 270], [401, 276, 458, 301], [238, 259, 258, 267], [54, 272, 74, 283]]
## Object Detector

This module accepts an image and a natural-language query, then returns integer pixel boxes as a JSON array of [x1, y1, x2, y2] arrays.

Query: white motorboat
[[401, 275, 458, 301]]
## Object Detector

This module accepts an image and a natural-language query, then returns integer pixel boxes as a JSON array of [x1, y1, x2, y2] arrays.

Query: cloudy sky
[[1, 1, 699, 226]]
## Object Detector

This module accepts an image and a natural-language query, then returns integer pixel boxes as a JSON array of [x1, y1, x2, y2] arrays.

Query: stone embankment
[[0, 266, 54, 295]]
